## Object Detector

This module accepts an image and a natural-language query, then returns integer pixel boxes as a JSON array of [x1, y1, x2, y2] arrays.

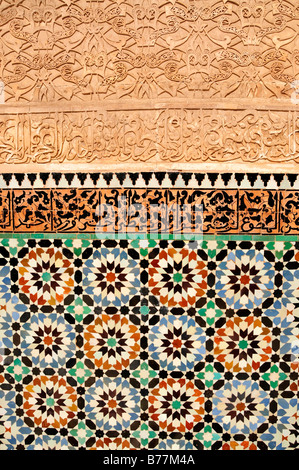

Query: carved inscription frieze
[[0, 108, 298, 164]]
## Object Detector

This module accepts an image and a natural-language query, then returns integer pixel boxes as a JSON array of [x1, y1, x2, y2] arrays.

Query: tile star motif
[[68, 361, 93, 385], [131, 362, 158, 387], [130, 422, 158, 448], [18, 248, 74, 306], [148, 378, 205, 432], [83, 314, 140, 370], [196, 364, 224, 389], [0, 389, 16, 425], [195, 424, 222, 449], [213, 380, 270, 434], [85, 377, 140, 430], [33, 435, 69, 450], [222, 441, 258, 450], [276, 399, 299, 450], [149, 247, 207, 307], [91, 437, 136, 450], [23, 376, 77, 429], [0, 422, 11, 450], [0, 261, 10, 304], [83, 247, 140, 306], [282, 269, 299, 309], [215, 250, 274, 309], [68, 421, 95, 447], [157, 439, 195, 450], [260, 364, 288, 390], [197, 299, 225, 326], [214, 315, 272, 372], [5, 358, 30, 383], [21, 313, 76, 368], [149, 315, 205, 371], [0, 416, 31, 450], [0, 230, 298, 449]]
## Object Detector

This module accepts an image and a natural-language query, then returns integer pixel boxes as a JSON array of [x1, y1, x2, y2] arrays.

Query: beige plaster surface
[[0, 0, 298, 172]]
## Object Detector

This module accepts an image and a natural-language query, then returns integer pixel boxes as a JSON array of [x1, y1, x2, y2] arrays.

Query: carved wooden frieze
[[0, 0, 298, 168]]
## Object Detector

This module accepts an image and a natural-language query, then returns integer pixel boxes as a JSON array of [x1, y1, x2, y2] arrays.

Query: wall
[[0, 0, 298, 451]]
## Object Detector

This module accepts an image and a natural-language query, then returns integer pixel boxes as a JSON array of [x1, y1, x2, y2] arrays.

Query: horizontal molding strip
[[0, 99, 298, 114], [0, 172, 299, 189]]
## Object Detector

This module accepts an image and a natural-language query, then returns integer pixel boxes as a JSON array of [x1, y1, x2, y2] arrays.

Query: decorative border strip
[[1, 172, 299, 189], [0, 233, 299, 241], [0, 187, 298, 234]]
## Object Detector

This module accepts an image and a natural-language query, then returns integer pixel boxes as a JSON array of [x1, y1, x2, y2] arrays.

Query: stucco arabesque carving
[[0, 0, 298, 164]]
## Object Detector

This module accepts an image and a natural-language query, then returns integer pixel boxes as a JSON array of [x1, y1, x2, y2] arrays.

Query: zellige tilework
[[0, 234, 298, 450]]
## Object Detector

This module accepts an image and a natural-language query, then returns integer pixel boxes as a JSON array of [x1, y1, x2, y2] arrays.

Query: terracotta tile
[[239, 190, 278, 212], [193, 190, 207, 209], [0, 189, 13, 232], [147, 189, 168, 235], [238, 190, 278, 234], [52, 210, 79, 233], [126, 189, 147, 235], [204, 211, 238, 234], [239, 211, 278, 234], [52, 189, 77, 212], [193, 189, 238, 213], [280, 191, 299, 234], [97, 189, 125, 234], [77, 189, 100, 232], [13, 190, 51, 232], [169, 190, 195, 234]]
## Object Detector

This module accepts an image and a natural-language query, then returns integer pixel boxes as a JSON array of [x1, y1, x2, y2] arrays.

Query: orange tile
[[13, 190, 51, 232], [280, 190, 299, 234], [0, 189, 13, 232]]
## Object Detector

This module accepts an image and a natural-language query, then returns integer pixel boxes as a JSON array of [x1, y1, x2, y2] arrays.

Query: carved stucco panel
[[0, 0, 298, 169]]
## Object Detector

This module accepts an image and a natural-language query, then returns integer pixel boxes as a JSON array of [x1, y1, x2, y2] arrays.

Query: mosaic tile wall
[[0, 173, 298, 450]]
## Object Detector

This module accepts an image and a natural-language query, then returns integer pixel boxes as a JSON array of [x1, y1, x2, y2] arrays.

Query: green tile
[[230, 235, 252, 240], [1, 232, 299, 242], [215, 235, 230, 240], [283, 241, 293, 249], [275, 235, 299, 241]]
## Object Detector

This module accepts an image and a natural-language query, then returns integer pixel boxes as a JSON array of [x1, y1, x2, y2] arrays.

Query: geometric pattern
[[83, 247, 140, 307], [0, 235, 298, 449], [214, 315, 272, 372], [149, 315, 205, 371], [23, 376, 77, 429], [84, 314, 140, 371], [212, 380, 270, 434], [215, 249, 274, 309], [18, 248, 74, 306], [21, 313, 76, 368], [1, 172, 299, 189], [85, 377, 140, 431], [149, 247, 207, 308], [148, 378, 205, 432]]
